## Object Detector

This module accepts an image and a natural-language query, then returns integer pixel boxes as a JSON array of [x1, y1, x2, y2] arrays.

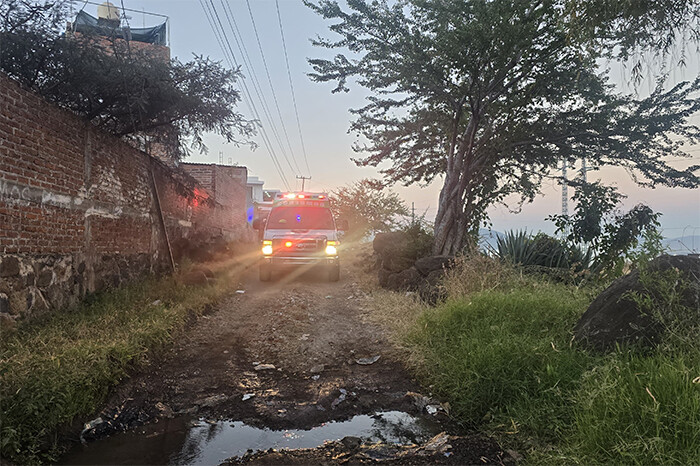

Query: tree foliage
[[549, 182, 662, 276], [0, 0, 254, 160], [306, 0, 700, 255], [329, 178, 409, 240]]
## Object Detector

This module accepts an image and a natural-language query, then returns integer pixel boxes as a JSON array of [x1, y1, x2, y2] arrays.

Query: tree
[[306, 0, 700, 255], [0, 0, 254, 160], [329, 178, 409, 240], [549, 181, 662, 276]]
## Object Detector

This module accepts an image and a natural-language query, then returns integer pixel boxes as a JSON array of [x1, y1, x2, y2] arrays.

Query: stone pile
[[373, 232, 455, 302]]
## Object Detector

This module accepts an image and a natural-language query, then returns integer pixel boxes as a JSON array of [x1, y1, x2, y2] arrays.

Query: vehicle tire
[[259, 264, 272, 282], [328, 264, 340, 282]]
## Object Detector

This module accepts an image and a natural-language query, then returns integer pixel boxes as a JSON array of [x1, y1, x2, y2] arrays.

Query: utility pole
[[561, 160, 569, 237], [561, 160, 568, 217], [296, 175, 311, 192], [411, 202, 415, 226], [580, 158, 593, 183]]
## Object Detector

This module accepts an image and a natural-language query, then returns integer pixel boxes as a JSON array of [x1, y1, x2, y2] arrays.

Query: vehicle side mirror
[[252, 218, 261, 230], [338, 219, 349, 231]]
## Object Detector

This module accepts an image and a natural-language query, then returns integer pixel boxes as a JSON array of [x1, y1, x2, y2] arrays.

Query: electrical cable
[[200, 0, 291, 190], [219, 0, 298, 176], [244, 0, 302, 175], [275, 0, 312, 176]]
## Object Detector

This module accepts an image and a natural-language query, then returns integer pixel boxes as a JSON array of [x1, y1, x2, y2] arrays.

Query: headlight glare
[[325, 245, 337, 255], [262, 245, 273, 255]]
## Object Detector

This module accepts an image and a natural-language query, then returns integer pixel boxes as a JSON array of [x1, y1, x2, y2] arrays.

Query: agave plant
[[496, 230, 593, 272], [496, 230, 539, 266]]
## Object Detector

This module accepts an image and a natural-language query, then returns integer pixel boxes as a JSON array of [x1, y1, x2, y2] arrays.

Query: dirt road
[[61, 255, 510, 464]]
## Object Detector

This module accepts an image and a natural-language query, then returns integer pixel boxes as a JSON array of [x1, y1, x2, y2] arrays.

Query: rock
[[0, 257, 20, 277], [0, 293, 9, 314], [242, 393, 255, 401], [180, 271, 209, 286], [341, 436, 362, 451], [421, 432, 451, 453], [254, 363, 276, 371], [310, 364, 325, 374], [197, 394, 228, 408], [0, 312, 16, 332], [385, 267, 423, 292], [574, 255, 700, 351], [414, 256, 455, 276], [154, 402, 174, 418]]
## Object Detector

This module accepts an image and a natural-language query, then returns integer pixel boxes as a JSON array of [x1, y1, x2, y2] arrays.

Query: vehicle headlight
[[262, 241, 273, 255], [325, 241, 337, 255]]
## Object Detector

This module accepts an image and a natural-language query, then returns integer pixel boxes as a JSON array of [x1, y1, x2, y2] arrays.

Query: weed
[[386, 255, 700, 464], [0, 261, 240, 464]]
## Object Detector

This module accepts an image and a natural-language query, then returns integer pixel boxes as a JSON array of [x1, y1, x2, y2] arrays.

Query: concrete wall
[[0, 73, 249, 323]]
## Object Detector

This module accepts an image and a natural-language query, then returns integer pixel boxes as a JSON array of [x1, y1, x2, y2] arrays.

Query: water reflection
[[60, 411, 441, 465]]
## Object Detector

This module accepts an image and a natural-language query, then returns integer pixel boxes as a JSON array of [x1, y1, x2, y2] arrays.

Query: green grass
[[0, 264, 239, 464], [405, 278, 700, 464]]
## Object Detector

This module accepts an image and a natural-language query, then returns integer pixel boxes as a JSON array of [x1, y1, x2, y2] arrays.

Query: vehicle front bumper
[[262, 255, 339, 267]]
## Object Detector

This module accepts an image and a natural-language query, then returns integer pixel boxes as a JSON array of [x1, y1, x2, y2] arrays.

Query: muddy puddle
[[60, 411, 444, 465]]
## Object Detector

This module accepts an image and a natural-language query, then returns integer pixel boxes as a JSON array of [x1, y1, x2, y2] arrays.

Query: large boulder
[[384, 267, 423, 292], [574, 255, 700, 351], [414, 255, 455, 276]]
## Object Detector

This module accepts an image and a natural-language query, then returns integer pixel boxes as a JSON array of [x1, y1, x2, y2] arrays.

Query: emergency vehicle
[[253, 192, 343, 282]]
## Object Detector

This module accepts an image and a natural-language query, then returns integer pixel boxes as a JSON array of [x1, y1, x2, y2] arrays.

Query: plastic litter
[[356, 355, 381, 365], [80, 417, 104, 444], [242, 393, 255, 401], [331, 388, 347, 409]]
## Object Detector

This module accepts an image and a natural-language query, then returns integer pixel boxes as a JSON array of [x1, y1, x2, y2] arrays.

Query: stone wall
[[0, 73, 250, 323]]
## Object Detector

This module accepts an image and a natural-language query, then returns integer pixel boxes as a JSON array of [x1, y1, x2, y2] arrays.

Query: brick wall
[[181, 163, 248, 231], [0, 73, 250, 322]]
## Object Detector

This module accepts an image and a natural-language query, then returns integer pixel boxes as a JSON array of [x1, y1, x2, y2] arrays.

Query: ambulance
[[253, 192, 344, 282]]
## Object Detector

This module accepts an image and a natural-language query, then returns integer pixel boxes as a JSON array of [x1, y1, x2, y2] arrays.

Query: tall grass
[[407, 285, 595, 440], [0, 262, 240, 464], [397, 257, 700, 464]]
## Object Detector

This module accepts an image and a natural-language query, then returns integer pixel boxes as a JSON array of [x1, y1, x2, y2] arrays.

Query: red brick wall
[[0, 74, 249, 321], [181, 163, 249, 236]]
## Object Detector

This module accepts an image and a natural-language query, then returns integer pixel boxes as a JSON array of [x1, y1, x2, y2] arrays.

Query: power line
[[205, 1, 291, 190], [275, 0, 311, 176], [218, 0, 298, 176], [244, 0, 302, 175], [200, 0, 291, 190], [245, 0, 301, 173]]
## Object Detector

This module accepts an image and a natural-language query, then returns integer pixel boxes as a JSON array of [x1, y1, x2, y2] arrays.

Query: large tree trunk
[[433, 111, 480, 256], [433, 169, 468, 255]]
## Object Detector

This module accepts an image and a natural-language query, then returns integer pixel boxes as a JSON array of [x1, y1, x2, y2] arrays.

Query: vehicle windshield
[[267, 206, 334, 230]]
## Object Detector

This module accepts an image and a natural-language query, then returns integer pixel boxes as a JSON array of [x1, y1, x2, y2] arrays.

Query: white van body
[[257, 193, 340, 281]]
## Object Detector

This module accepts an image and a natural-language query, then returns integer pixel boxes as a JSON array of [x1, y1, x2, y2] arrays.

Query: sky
[[86, 0, 699, 241]]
